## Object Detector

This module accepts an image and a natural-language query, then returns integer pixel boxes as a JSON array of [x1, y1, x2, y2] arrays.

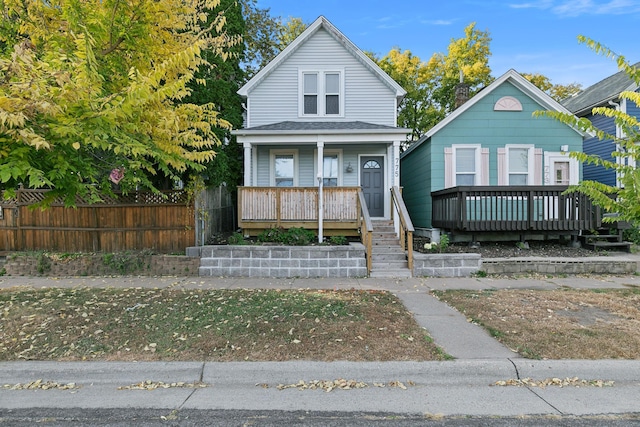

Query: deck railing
[[357, 189, 373, 274], [391, 186, 414, 271], [238, 187, 361, 235], [431, 185, 602, 234]]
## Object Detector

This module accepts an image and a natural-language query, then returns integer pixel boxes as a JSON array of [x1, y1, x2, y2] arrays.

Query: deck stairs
[[580, 222, 632, 253], [369, 219, 412, 278]]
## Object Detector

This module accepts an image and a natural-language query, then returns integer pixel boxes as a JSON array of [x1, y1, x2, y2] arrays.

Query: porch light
[[346, 162, 353, 173]]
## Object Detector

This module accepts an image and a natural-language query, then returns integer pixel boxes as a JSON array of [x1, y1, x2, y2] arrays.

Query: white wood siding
[[248, 28, 397, 127]]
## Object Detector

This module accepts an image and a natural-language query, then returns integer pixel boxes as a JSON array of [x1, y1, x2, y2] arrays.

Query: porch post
[[317, 141, 324, 243], [393, 140, 401, 235], [243, 142, 252, 187]]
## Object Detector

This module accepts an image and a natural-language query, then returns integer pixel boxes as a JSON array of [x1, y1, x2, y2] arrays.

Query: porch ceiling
[[233, 121, 411, 144]]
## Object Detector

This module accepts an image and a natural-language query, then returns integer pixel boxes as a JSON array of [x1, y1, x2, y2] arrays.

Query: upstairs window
[[303, 73, 318, 115], [325, 73, 340, 115], [300, 70, 343, 117]]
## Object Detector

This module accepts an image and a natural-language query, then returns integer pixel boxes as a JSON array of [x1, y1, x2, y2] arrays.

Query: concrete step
[[372, 261, 409, 269], [371, 253, 406, 262], [369, 268, 412, 278], [373, 239, 400, 246]]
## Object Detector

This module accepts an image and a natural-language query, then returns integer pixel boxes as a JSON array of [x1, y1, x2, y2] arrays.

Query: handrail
[[357, 189, 373, 275], [391, 186, 414, 272]]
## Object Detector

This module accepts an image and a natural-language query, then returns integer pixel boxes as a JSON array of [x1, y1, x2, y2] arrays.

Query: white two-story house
[[233, 16, 410, 240]]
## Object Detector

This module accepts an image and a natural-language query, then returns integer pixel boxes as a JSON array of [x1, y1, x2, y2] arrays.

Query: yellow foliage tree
[[0, 0, 240, 205]]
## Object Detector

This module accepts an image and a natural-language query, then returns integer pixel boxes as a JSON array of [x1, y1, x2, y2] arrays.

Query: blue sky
[[256, 0, 638, 88]]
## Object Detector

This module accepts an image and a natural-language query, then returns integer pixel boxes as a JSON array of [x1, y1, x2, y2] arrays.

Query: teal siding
[[401, 79, 584, 228], [401, 139, 432, 228]]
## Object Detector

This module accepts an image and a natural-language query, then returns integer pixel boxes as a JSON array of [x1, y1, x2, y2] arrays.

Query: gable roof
[[561, 62, 639, 116], [402, 69, 587, 158], [237, 16, 406, 101]]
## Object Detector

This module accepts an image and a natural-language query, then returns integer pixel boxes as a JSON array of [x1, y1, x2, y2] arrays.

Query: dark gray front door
[[361, 156, 384, 217]]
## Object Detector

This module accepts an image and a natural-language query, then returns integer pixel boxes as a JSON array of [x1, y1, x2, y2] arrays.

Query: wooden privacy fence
[[0, 189, 195, 253]]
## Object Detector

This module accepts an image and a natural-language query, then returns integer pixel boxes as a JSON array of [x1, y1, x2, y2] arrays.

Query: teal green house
[[400, 69, 587, 240]]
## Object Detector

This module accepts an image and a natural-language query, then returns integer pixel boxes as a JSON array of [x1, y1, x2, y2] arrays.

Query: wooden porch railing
[[357, 189, 373, 275], [431, 186, 602, 234], [391, 186, 414, 271], [238, 187, 361, 235]]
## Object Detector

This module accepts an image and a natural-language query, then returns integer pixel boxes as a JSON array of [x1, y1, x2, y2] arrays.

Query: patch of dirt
[[414, 237, 617, 258], [434, 288, 640, 359]]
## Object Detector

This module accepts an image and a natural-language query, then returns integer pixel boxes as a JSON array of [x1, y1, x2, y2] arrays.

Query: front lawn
[[0, 287, 447, 362]]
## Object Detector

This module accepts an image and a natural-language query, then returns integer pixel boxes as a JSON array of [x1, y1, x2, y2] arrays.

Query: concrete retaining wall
[[190, 243, 368, 278], [481, 257, 637, 275], [1, 254, 200, 277], [413, 253, 482, 277]]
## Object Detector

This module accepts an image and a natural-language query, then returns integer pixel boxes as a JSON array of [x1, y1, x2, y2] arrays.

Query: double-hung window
[[300, 70, 343, 117], [454, 146, 479, 185], [323, 153, 339, 186], [506, 145, 534, 185], [271, 150, 298, 187]]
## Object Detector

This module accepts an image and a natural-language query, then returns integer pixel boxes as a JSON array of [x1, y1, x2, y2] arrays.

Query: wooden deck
[[431, 186, 602, 238]]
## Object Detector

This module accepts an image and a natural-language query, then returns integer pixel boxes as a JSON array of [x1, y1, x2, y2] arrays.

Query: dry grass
[[0, 287, 447, 362], [433, 287, 640, 359]]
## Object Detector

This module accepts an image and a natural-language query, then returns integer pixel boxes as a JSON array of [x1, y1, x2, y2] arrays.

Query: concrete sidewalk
[[1, 274, 640, 417]]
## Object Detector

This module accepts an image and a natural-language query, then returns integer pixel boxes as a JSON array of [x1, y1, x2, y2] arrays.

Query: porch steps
[[369, 220, 412, 278], [580, 223, 632, 253]]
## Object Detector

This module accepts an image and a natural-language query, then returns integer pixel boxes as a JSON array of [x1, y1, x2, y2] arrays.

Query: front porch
[[237, 186, 415, 276], [238, 186, 362, 237]]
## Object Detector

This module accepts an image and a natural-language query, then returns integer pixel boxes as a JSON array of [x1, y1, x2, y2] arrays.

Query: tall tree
[[426, 22, 493, 116], [522, 73, 582, 102], [239, 0, 282, 80], [278, 17, 308, 50], [536, 37, 640, 225], [0, 0, 239, 206], [183, 0, 245, 192], [374, 48, 440, 143], [372, 23, 493, 146]]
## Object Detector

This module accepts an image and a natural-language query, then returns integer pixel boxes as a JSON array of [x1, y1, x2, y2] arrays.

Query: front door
[[361, 156, 384, 217]]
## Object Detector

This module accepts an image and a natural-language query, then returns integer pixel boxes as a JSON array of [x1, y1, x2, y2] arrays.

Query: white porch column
[[317, 141, 324, 243], [393, 140, 401, 188], [243, 142, 252, 187], [393, 140, 401, 235]]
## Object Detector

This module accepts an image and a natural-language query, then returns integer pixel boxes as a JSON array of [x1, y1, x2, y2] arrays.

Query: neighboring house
[[233, 16, 410, 238], [561, 63, 640, 187], [400, 69, 590, 241]]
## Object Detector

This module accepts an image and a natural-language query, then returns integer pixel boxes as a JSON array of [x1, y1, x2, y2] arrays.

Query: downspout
[[608, 100, 622, 186], [317, 141, 324, 243]]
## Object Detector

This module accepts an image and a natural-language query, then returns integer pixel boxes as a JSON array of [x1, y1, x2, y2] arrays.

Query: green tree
[[0, 0, 239, 206], [371, 23, 493, 146], [183, 0, 245, 192], [373, 48, 440, 143], [536, 37, 640, 225], [278, 17, 308, 50], [522, 73, 582, 102]]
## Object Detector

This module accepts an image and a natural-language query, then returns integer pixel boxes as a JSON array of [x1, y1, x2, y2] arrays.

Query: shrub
[[227, 233, 246, 245], [329, 235, 348, 245], [257, 227, 316, 245]]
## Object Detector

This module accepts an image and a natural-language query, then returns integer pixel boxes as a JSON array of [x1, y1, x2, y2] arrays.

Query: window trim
[[314, 149, 343, 187], [505, 144, 535, 185], [299, 69, 345, 118], [270, 149, 299, 187], [452, 144, 482, 186]]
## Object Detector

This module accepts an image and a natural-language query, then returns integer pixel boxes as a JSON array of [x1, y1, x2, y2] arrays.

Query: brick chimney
[[454, 68, 469, 109]]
